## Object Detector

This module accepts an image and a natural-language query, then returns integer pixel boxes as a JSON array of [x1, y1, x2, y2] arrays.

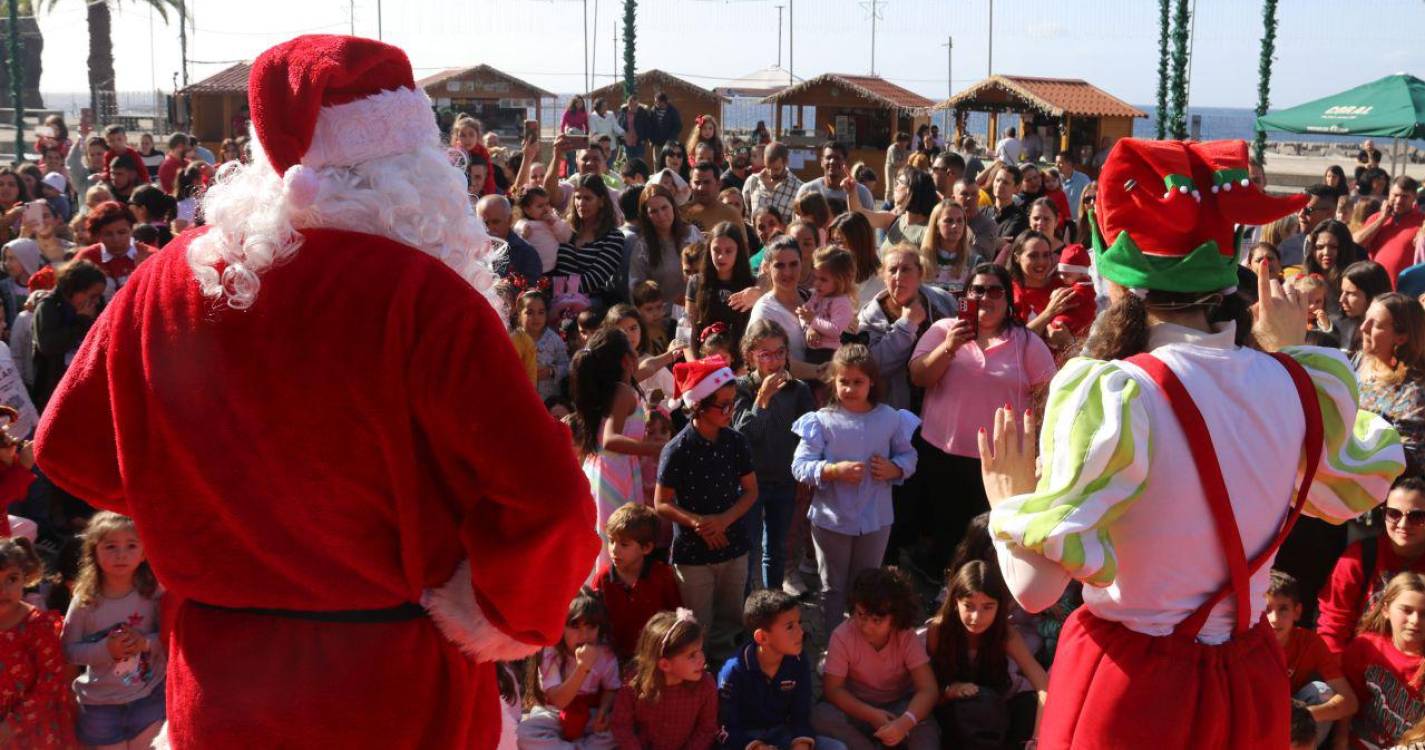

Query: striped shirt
[[553, 229, 626, 300]]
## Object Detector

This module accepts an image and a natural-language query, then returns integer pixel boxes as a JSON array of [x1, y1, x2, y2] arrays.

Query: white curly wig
[[187, 116, 499, 313]]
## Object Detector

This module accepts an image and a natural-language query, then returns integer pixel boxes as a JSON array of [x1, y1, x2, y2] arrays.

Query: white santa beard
[[189, 134, 500, 313]]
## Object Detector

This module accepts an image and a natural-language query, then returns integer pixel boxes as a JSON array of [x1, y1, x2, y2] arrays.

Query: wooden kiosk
[[416, 65, 554, 138], [762, 74, 933, 182], [177, 62, 253, 146], [934, 75, 1146, 166]]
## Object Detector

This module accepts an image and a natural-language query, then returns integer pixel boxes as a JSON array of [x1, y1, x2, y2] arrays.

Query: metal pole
[[583, 0, 589, 94], [987, 0, 993, 76], [591, 0, 598, 92], [7, 0, 20, 163], [870, 2, 876, 75], [775, 5, 782, 68], [349, 0, 354, 35], [944, 36, 952, 132], [178, 2, 189, 87], [377, 0, 383, 40], [1185, 0, 1197, 113], [789, 0, 796, 128]]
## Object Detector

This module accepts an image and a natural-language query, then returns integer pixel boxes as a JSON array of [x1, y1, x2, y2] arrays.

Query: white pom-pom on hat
[[283, 164, 320, 209]]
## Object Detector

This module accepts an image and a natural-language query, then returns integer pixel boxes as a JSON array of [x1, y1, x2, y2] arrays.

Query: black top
[[994, 202, 1029, 239], [656, 424, 754, 565]]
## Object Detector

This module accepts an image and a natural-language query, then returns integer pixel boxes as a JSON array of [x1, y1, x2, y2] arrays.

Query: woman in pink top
[[906, 262, 1055, 574]]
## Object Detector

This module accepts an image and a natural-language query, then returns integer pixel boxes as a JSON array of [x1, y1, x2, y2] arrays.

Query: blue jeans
[[740, 728, 849, 750], [76, 681, 166, 745], [751, 482, 798, 591], [1295, 680, 1334, 748]]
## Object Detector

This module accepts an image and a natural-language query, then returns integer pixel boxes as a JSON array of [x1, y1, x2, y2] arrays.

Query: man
[[743, 141, 802, 223], [620, 94, 653, 161], [960, 136, 986, 183], [1055, 149, 1091, 219], [542, 137, 622, 217], [720, 150, 752, 192], [158, 132, 191, 194], [684, 161, 746, 241], [991, 164, 1028, 239], [931, 152, 965, 201], [1357, 139, 1382, 167], [649, 91, 682, 152], [36, 34, 596, 750], [620, 157, 650, 190], [1277, 184, 1336, 267], [102, 153, 141, 203], [477, 194, 542, 283], [994, 126, 1023, 165], [101, 124, 152, 184], [953, 177, 998, 260], [188, 134, 217, 165], [885, 130, 912, 202], [929, 124, 945, 150], [1354, 175, 1424, 283], [795, 141, 874, 215]]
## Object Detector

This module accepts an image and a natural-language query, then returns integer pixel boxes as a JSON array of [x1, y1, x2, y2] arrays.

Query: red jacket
[[1013, 276, 1096, 336], [590, 559, 683, 662], [1317, 536, 1425, 655], [37, 226, 599, 749]]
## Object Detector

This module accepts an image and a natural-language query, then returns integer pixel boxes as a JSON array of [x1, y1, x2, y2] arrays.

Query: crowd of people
[[4, 101, 1425, 749]]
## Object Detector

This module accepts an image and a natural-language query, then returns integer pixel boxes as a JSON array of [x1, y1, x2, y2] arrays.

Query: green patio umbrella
[[1255, 73, 1425, 139]]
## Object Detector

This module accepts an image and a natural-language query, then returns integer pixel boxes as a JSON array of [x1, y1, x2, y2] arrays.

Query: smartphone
[[22, 201, 44, 228], [176, 197, 197, 223], [523, 119, 540, 145], [958, 296, 979, 338]]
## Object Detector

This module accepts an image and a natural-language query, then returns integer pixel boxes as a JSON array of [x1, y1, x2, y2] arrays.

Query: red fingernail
[[979, 428, 986, 435], [1004, 402, 1011, 411]]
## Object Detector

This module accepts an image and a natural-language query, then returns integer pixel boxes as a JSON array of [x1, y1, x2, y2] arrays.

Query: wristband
[[901, 710, 918, 727]]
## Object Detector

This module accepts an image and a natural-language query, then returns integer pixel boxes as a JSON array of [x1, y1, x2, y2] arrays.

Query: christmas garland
[[1168, 0, 1190, 140], [622, 0, 637, 100], [1156, 0, 1169, 140], [1254, 0, 1277, 164]]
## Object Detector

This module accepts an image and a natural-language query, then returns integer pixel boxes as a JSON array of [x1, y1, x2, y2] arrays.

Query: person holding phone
[[906, 262, 1055, 575]]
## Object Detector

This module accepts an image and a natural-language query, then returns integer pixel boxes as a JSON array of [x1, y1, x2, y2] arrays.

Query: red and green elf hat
[[1092, 139, 1309, 294]]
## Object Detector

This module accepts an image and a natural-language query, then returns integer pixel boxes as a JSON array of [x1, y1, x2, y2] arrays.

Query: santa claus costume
[[35, 35, 598, 749], [983, 139, 1406, 749]]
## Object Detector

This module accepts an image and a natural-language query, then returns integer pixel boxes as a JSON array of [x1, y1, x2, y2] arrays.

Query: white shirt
[[995, 137, 1023, 164], [749, 292, 807, 362]]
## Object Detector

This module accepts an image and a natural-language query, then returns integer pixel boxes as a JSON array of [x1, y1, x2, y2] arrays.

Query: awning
[[1255, 73, 1425, 139]]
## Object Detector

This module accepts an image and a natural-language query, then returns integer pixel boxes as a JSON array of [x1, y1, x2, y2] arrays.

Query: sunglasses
[[967, 284, 1006, 300], [1385, 507, 1425, 527], [706, 399, 735, 414]]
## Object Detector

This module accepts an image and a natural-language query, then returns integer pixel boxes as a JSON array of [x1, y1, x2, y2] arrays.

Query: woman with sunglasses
[[660, 143, 690, 184], [906, 263, 1055, 576], [1317, 475, 1425, 656]]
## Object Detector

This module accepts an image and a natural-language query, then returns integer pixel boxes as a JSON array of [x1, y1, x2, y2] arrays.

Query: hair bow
[[508, 273, 551, 294], [840, 331, 872, 347], [699, 322, 728, 344]]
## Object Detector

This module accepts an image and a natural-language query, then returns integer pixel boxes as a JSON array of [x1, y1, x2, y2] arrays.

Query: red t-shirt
[[1363, 208, 1425, 285], [158, 154, 187, 194], [1343, 631, 1425, 749], [1282, 626, 1342, 693], [1317, 537, 1425, 655], [590, 558, 683, 662]]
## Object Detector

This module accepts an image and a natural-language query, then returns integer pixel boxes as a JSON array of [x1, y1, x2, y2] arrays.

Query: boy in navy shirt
[[717, 590, 847, 750]]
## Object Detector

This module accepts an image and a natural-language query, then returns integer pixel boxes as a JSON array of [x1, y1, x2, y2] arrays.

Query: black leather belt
[[188, 599, 426, 624]]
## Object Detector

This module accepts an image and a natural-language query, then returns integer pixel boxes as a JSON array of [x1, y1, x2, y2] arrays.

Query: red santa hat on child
[[247, 35, 437, 204], [1057, 244, 1092, 276], [672, 356, 736, 409]]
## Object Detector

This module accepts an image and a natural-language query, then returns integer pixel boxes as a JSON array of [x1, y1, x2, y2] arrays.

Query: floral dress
[[1358, 369, 1425, 473], [0, 607, 77, 748], [584, 397, 647, 571]]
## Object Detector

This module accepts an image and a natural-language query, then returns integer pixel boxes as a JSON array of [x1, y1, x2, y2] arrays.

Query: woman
[[827, 211, 883, 301], [747, 205, 787, 273], [844, 169, 937, 250], [219, 138, 242, 165], [1323, 165, 1348, 199], [1008, 230, 1081, 349], [919, 200, 981, 297], [686, 221, 756, 359], [1026, 197, 1066, 254], [1016, 163, 1046, 206], [27, 200, 75, 268], [907, 262, 1055, 574], [0, 167, 32, 246], [1337, 260, 1393, 355], [0, 237, 39, 326], [1356, 292, 1425, 473], [629, 183, 701, 306], [1302, 219, 1358, 318], [127, 184, 178, 248], [32, 259, 107, 408], [552, 174, 628, 313], [587, 97, 624, 154], [748, 236, 809, 364], [659, 143, 689, 183], [980, 138, 1402, 749], [684, 114, 726, 169], [137, 132, 164, 175], [857, 244, 956, 411], [559, 96, 590, 177]]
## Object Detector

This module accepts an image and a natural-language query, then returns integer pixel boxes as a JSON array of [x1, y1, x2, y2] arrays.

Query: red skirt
[[1038, 608, 1289, 750], [164, 599, 501, 749]]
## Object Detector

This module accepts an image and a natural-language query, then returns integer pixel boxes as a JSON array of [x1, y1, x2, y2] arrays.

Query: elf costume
[[34, 36, 598, 749], [988, 139, 1406, 749]]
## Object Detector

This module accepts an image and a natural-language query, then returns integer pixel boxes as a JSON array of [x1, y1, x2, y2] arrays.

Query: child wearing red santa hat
[[36, 35, 598, 750]]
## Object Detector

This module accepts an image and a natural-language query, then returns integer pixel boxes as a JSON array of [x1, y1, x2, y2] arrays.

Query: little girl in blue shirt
[[791, 344, 918, 630]]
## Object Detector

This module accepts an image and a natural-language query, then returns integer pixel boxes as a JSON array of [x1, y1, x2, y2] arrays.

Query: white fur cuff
[[420, 560, 542, 662], [303, 86, 440, 170]]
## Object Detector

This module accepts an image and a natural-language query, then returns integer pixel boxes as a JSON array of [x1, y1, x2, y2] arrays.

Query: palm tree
[[0, 0, 43, 109], [43, 0, 186, 121]]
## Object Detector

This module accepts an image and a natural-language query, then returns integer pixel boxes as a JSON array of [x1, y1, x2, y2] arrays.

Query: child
[[1342, 571, 1425, 748], [686, 223, 756, 362], [638, 410, 676, 550], [604, 304, 680, 404], [632, 280, 675, 355], [0, 537, 76, 749], [610, 609, 720, 750], [511, 319, 539, 386], [590, 503, 682, 662], [1264, 570, 1357, 747], [516, 589, 621, 750], [810, 567, 939, 749], [654, 357, 758, 661], [61, 511, 165, 750], [791, 345, 918, 630], [925, 561, 1048, 749], [733, 319, 816, 592], [1045, 243, 1098, 341], [570, 328, 668, 575], [699, 324, 739, 372], [1318, 475, 1425, 655], [518, 290, 572, 401], [797, 246, 858, 365], [516, 186, 574, 274], [794, 192, 831, 247], [1292, 273, 1342, 348], [718, 590, 847, 750]]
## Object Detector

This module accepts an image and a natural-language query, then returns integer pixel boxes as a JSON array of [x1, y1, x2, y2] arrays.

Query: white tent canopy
[[716, 66, 802, 98]]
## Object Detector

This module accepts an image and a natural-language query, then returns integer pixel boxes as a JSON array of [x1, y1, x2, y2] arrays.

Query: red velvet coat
[[35, 226, 598, 749]]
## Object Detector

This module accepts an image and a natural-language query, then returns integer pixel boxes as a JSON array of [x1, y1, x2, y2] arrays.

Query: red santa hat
[[247, 35, 435, 187], [672, 356, 735, 409], [1057, 243, 1092, 275]]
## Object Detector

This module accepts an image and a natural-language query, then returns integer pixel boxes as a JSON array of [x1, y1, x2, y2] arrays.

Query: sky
[[26, 0, 1425, 111]]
